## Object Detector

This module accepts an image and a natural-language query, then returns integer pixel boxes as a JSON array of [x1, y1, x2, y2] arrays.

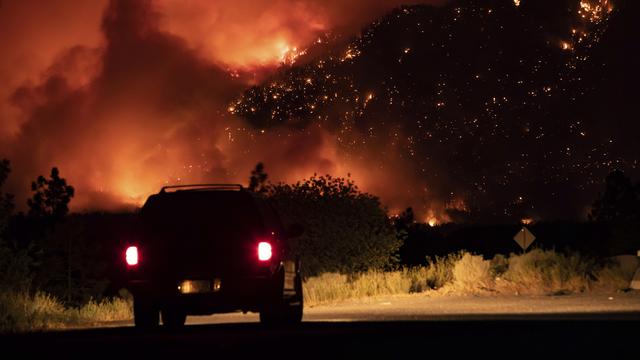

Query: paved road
[[188, 292, 640, 323], [3, 292, 639, 357]]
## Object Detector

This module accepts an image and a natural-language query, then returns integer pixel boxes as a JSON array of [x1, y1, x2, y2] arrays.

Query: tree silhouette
[[28, 167, 75, 220], [0, 159, 33, 291], [248, 162, 269, 193], [26, 167, 78, 302], [0, 159, 14, 232], [589, 170, 639, 222]]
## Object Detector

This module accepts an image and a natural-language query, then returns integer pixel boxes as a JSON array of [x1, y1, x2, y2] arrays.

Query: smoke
[[154, 0, 447, 70], [0, 0, 443, 212], [0, 0, 107, 138]]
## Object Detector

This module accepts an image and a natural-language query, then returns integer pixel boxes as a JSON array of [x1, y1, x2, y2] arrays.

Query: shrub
[[592, 257, 634, 291], [489, 254, 509, 276], [268, 174, 400, 276], [423, 252, 462, 289], [452, 253, 493, 292], [502, 249, 598, 293]]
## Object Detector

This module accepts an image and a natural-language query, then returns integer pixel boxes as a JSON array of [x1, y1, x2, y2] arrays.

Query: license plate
[[178, 279, 221, 294]]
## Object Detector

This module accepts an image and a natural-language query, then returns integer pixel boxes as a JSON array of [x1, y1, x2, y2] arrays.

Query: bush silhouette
[[265, 172, 400, 277]]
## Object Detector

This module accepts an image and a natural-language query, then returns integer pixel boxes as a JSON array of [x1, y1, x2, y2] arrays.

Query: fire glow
[[1, 0, 441, 213], [0, 0, 625, 225]]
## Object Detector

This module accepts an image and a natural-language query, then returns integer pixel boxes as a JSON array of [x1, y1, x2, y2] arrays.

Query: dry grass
[[2, 250, 632, 331], [303, 250, 633, 306], [69, 297, 133, 324], [303, 271, 414, 306], [451, 253, 494, 293], [0, 291, 66, 332], [592, 260, 633, 292], [498, 249, 598, 294], [0, 291, 132, 333]]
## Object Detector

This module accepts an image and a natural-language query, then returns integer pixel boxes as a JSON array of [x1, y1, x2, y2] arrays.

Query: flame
[[521, 218, 534, 225], [579, 0, 614, 23], [341, 47, 361, 62], [278, 43, 307, 65]]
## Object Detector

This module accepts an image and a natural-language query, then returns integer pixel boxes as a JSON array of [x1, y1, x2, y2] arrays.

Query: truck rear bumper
[[127, 276, 277, 315]]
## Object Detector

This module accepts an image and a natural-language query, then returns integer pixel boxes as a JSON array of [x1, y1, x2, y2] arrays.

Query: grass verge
[[304, 249, 634, 306], [0, 291, 132, 333], [2, 250, 633, 330]]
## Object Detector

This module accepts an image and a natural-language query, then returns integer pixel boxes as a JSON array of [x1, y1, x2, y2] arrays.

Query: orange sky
[[0, 0, 443, 216]]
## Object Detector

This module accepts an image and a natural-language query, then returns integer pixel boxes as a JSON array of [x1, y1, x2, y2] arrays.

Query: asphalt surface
[[3, 292, 640, 358], [190, 291, 640, 322]]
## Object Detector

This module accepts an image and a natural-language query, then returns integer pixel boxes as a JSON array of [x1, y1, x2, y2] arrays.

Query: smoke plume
[[1, 0, 442, 211]]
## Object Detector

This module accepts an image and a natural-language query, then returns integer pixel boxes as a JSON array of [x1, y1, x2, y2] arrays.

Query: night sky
[[0, 0, 637, 224]]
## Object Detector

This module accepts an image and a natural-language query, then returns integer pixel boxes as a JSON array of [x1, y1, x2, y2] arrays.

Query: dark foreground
[[2, 316, 638, 358]]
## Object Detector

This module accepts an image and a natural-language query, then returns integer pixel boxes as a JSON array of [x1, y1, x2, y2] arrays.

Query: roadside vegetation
[[0, 291, 132, 333], [0, 160, 132, 333], [250, 163, 401, 277], [1, 248, 632, 331], [1, 160, 638, 331], [303, 249, 634, 307]]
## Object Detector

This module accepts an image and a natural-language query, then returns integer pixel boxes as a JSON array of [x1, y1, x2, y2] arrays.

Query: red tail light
[[258, 242, 272, 261], [125, 246, 139, 266]]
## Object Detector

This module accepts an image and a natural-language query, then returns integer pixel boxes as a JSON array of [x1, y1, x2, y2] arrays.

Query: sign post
[[513, 226, 536, 252]]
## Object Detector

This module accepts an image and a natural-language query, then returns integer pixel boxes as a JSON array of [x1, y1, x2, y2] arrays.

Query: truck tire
[[133, 296, 159, 328], [161, 307, 187, 328], [260, 273, 303, 325]]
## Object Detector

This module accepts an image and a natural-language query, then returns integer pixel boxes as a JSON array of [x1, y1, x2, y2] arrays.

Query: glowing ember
[[342, 47, 360, 62], [364, 92, 374, 107], [579, 0, 614, 23]]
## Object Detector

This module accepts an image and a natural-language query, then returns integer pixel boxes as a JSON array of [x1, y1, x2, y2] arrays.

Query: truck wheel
[[133, 296, 159, 328], [260, 274, 303, 325], [284, 274, 303, 324], [161, 308, 187, 328], [259, 303, 282, 325]]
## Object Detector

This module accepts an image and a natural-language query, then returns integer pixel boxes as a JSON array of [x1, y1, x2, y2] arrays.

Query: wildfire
[[279, 44, 307, 66], [341, 47, 361, 62], [521, 217, 534, 225], [423, 207, 445, 227], [561, 1, 613, 59], [579, 0, 614, 23]]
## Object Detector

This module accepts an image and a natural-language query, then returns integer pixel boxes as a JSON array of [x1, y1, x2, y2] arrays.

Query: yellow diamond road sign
[[513, 226, 536, 251]]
